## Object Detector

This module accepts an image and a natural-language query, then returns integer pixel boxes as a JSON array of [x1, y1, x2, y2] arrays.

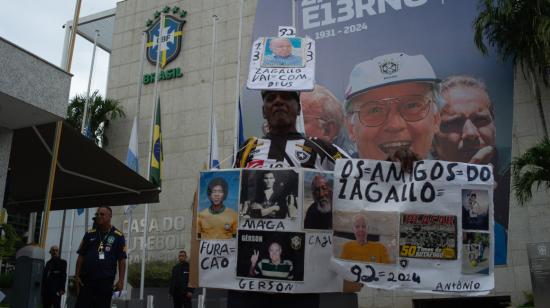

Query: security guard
[[75, 206, 127, 308]]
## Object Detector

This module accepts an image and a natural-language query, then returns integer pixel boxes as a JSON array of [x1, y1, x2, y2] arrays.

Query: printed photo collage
[[332, 190, 491, 276], [197, 168, 334, 282], [333, 211, 458, 265]]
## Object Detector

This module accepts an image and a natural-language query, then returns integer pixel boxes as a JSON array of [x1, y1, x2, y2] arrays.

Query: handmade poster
[[245, 0, 513, 266], [197, 168, 341, 293], [247, 36, 315, 91], [331, 159, 495, 294]]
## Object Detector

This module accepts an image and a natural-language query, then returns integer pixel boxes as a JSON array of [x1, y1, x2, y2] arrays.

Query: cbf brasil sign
[[143, 6, 186, 84]]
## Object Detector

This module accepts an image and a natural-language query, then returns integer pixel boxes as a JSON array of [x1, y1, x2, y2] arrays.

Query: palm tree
[[473, 0, 550, 139], [66, 90, 126, 147], [511, 138, 550, 205]]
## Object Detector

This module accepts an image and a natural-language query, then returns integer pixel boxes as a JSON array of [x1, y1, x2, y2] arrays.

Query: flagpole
[[81, 29, 100, 233], [140, 13, 165, 301], [125, 31, 146, 301], [292, 0, 296, 28], [233, 0, 244, 160], [290, 0, 306, 134], [136, 32, 147, 131], [208, 15, 218, 169], [61, 208, 76, 308]]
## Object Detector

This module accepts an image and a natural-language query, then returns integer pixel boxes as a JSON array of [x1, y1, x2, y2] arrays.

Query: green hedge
[[128, 260, 173, 288]]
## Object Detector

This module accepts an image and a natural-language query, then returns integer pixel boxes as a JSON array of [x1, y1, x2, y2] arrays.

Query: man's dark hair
[[98, 206, 112, 215], [207, 177, 228, 199]]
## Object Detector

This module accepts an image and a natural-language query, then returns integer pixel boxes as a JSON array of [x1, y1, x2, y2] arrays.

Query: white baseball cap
[[344, 53, 438, 106]]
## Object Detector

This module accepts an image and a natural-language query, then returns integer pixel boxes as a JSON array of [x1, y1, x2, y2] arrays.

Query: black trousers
[[227, 291, 320, 308], [42, 292, 61, 308], [75, 277, 114, 308], [173, 295, 192, 308]]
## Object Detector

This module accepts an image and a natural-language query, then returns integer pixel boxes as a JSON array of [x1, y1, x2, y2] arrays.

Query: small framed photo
[[197, 170, 241, 240], [261, 37, 305, 68]]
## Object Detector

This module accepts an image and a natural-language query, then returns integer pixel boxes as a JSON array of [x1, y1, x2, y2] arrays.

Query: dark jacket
[[42, 257, 67, 295], [169, 261, 194, 297]]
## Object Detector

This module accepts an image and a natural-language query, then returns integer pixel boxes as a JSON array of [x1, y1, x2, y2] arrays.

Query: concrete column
[[0, 126, 13, 208]]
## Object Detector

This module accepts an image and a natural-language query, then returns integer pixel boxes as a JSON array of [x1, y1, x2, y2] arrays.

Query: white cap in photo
[[344, 52, 438, 103]]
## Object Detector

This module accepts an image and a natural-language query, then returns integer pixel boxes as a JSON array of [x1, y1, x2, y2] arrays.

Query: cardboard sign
[[194, 168, 341, 293], [246, 36, 315, 91], [331, 159, 495, 294]]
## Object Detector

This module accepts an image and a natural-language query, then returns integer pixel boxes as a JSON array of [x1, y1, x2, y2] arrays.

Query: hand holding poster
[[247, 36, 315, 91], [331, 159, 495, 294]]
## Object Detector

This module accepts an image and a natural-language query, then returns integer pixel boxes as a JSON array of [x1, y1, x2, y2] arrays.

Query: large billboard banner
[[244, 0, 512, 265]]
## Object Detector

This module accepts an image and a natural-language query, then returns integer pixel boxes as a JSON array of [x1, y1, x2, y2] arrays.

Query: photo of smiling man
[[344, 52, 441, 160]]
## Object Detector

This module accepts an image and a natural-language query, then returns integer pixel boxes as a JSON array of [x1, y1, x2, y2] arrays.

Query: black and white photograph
[[462, 189, 490, 231], [303, 170, 333, 230], [236, 230, 305, 281], [239, 169, 299, 220]]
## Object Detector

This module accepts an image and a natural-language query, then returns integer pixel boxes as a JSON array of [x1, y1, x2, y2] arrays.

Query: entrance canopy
[[5, 121, 159, 213]]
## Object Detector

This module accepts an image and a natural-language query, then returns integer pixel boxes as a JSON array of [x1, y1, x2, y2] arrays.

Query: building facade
[[102, 0, 550, 306]]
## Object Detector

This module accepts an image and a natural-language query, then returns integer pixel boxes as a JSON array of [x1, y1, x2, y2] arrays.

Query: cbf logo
[[145, 6, 187, 68]]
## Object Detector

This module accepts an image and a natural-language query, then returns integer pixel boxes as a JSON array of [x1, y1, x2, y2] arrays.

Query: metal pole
[[81, 30, 100, 136], [140, 13, 165, 300], [233, 0, 244, 160], [61, 208, 76, 308], [81, 29, 100, 232], [59, 210, 66, 253], [136, 32, 147, 133], [60, 22, 72, 70], [66, 0, 83, 72], [27, 212, 37, 244], [124, 212, 133, 299], [39, 121, 63, 249], [208, 15, 218, 168], [125, 32, 146, 301], [291, 0, 296, 29]]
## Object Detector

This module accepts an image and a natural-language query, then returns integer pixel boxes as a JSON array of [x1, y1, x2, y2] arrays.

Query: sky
[[0, 0, 122, 98]]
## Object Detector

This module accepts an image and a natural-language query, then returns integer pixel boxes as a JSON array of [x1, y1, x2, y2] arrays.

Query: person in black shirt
[[75, 206, 127, 308], [42, 245, 67, 308], [169, 250, 194, 308]]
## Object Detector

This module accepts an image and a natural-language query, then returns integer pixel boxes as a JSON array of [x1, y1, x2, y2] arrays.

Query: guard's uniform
[[229, 132, 349, 308], [75, 226, 127, 308]]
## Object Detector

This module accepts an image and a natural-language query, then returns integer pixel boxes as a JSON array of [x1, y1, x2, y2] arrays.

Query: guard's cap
[[344, 53, 438, 108], [261, 90, 300, 103]]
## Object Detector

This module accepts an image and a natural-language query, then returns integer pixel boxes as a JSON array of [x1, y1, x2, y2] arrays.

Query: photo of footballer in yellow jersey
[[197, 170, 240, 240]]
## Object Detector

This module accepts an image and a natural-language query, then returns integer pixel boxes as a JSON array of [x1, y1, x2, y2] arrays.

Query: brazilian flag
[[150, 98, 163, 187]]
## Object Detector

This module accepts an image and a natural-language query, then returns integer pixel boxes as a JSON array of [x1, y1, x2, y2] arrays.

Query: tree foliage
[[0, 224, 22, 259], [66, 91, 126, 147], [128, 260, 173, 288], [474, 0, 550, 84], [474, 0, 550, 139], [511, 138, 550, 205]]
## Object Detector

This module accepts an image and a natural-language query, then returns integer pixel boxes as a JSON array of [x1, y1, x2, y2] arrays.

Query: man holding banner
[[232, 89, 349, 307], [232, 88, 419, 307]]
